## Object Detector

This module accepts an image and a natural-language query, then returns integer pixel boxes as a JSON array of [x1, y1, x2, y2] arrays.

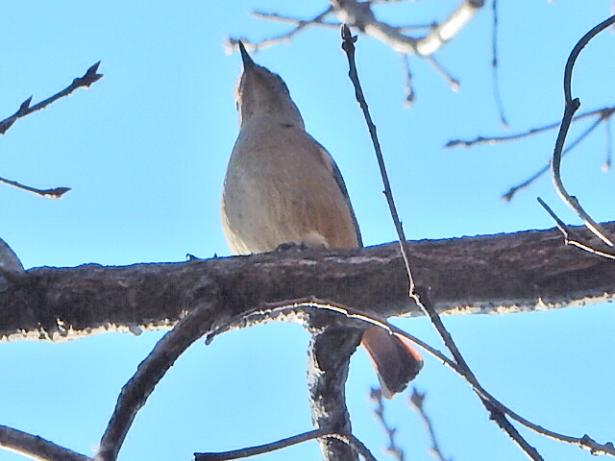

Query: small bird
[[221, 42, 422, 398]]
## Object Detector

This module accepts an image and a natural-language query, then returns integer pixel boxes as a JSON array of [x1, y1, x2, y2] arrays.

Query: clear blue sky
[[1, 1, 614, 460]]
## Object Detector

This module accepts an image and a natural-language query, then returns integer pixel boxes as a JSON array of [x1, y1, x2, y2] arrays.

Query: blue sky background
[[1, 1, 614, 460]]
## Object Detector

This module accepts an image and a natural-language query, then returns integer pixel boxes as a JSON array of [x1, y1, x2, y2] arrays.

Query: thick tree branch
[[307, 323, 361, 461], [2, 223, 615, 342], [332, 0, 484, 56]]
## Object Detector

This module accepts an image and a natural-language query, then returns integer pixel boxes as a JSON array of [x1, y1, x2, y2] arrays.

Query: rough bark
[[308, 323, 362, 461], [1, 223, 614, 342]]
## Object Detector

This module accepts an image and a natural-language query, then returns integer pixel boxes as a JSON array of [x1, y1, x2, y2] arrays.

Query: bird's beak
[[238, 41, 255, 70]]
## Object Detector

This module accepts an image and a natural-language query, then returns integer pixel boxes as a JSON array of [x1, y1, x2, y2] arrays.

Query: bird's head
[[235, 42, 304, 127]]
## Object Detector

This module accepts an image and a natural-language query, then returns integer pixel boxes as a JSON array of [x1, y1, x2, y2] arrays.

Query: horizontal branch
[[2, 222, 615, 341]]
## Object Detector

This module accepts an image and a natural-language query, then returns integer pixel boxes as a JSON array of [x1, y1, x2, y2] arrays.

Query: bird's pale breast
[[221, 117, 360, 254]]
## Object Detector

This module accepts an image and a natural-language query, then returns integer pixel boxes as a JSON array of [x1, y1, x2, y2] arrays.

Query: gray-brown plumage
[[221, 42, 422, 397]]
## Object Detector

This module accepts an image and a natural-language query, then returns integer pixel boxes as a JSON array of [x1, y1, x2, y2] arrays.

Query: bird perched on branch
[[221, 41, 422, 398]]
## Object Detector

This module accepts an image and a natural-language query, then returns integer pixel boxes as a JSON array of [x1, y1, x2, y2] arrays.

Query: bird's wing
[[311, 136, 364, 248]]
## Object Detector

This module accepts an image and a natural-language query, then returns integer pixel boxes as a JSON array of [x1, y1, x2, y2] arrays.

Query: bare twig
[[252, 9, 338, 28], [445, 105, 615, 148], [537, 197, 615, 260], [400, 54, 415, 107], [502, 115, 603, 201], [226, 6, 334, 53], [207, 298, 615, 458], [340, 24, 543, 460], [424, 55, 460, 92], [233, 1, 484, 58], [0, 62, 102, 136], [491, 0, 508, 126], [551, 14, 615, 247], [409, 389, 451, 461], [96, 300, 216, 461], [602, 117, 612, 171], [368, 0, 415, 4], [369, 387, 405, 461], [0, 424, 92, 461], [194, 428, 377, 461], [0, 175, 70, 199]]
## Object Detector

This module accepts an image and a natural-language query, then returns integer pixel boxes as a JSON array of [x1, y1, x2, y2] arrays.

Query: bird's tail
[[361, 326, 423, 398]]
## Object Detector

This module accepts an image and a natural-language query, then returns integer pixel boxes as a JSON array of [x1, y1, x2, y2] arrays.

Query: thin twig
[[252, 10, 338, 28], [537, 198, 615, 261], [368, 0, 415, 4], [0, 62, 102, 136], [0, 424, 92, 461], [194, 428, 377, 461], [340, 24, 543, 460], [369, 387, 405, 461], [409, 389, 451, 461], [397, 22, 439, 33], [602, 117, 612, 171], [206, 298, 615, 458], [96, 300, 216, 461], [491, 0, 508, 126], [400, 54, 415, 107], [227, 6, 334, 53], [551, 14, 615, 247], [424, 55, 460, 92], [232, 1, 481, 104], [445, 106, 615, 148], [240, 1, 484, 57], [502, 115, 603, 201], [0, 175, 70, 199]]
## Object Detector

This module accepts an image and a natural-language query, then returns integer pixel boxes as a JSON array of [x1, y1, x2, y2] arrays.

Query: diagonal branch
[[501, 115, 604, 201], [226, 6, 334, 53], [332, 0, 484, 56], [207, 298, 615, 458], [96, 299, 217, 461], [409, 389, 451, 461], [370, 387, 405, 461], [0, 424, 92, 461], [537, 198, 615, 261], [340, 24, 542, 460], [445, 106, 615, 148], [0, 62, 102, 136], [550, 14, 615, 247]]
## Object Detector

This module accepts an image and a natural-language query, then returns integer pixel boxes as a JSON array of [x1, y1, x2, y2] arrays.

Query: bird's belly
[[222, 166, 331, 253]]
